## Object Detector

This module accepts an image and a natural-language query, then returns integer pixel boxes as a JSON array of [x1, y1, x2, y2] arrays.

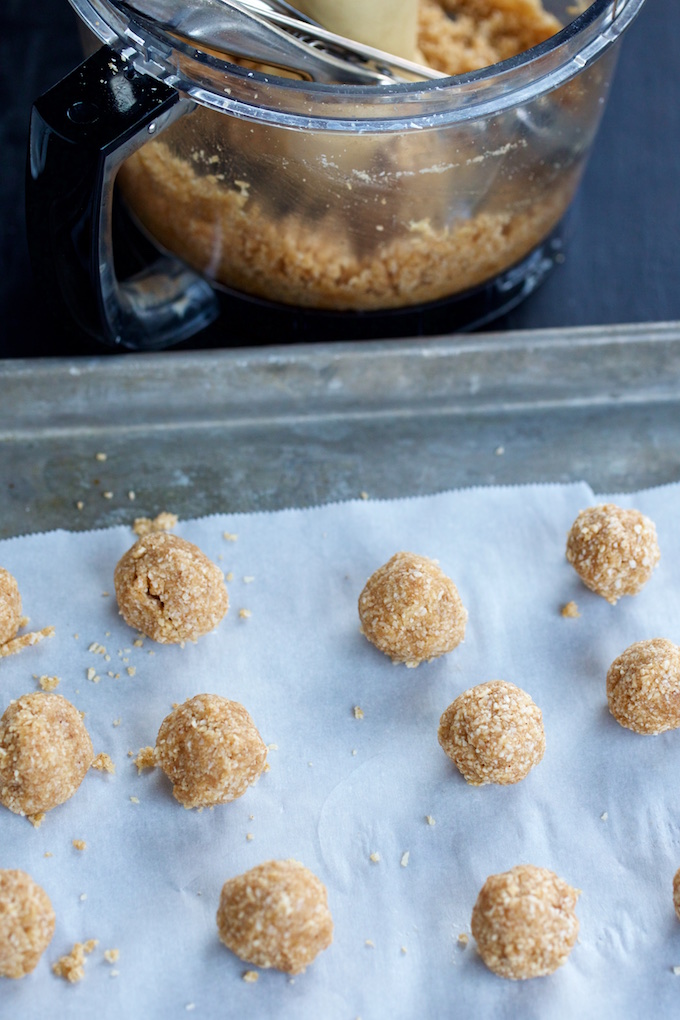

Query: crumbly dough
[[0, 870, 55, 979], [0, 568, 54, 659], [471, 864, 580, 979], [155, 694, 267, 809], [438, 680, 545, 785], [673, 868, 680, 922], [216, 860, 333, 974], [0, 693, 94, 818], [114, 532, 229, 644], [117, 0, 570, 314], [0, 568, 22, 645], [52, 939, 98, 983], [565, 504, 660, 604], [358, 552, 467, 666], [606, 638, 680, 735]]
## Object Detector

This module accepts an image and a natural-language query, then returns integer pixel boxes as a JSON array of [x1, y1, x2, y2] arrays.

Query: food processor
[[26, 0, 647, 350]]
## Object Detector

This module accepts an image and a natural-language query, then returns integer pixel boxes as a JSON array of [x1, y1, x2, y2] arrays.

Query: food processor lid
[[67, 0, 647, 126]]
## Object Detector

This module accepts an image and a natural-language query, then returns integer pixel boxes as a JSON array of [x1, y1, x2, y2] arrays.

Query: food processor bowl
[[26, 0, 647, 349]]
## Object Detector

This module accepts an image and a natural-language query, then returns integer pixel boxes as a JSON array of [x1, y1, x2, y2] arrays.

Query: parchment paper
[[3, 482, 680, 1020]]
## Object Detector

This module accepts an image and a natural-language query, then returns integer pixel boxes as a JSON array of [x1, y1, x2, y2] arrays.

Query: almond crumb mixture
[[560, 600, 580, 619], [72, 840, 87, 851], [126, 666, 137, 677], [369, 852, 381, 863], [242, 970, 259, 983], [132, 511, 179, 537], [52, 939, 98, 983], [239, 609, 252, 619], [458, 933, 469, 946], [104, 948, 120, 964], [91, 752, 116, 774]]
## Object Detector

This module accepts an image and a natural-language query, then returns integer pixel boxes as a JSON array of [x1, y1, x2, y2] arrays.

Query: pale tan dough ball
[[0, 568, 22, 646], [438, 681, 545, 785], [155, 694, 267, 809], [565, 503, 660, 604], [471, 864, 580, 980], [673, 868, 680, 921], [358, 551, 467, 667], [216, 860, 333, 974], [0, 870, 55, 978], [114, 532, 229, 644], [606, 638, 680, 735], [0, 693, 94, 818]]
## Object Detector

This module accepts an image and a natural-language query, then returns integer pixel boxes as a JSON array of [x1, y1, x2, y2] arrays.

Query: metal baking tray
[[1, 320, 679, 539]]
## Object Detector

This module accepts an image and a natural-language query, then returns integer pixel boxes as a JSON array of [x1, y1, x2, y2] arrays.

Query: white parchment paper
[[2, 482, 680, 1020]]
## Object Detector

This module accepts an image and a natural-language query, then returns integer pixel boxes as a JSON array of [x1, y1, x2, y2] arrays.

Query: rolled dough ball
[[438, 680, 545, 785], [606, 638, 680, 735], [155, 694, 267, 809], [114, 532, 229, 644], [0, 568, 22, 646], [565, 504, 660, 604], [0, 870, 55, 978], [471, 864, 580, 980], [217, 860, 333, 974], [0, 693, 94, 818], [673, 868, 680, 921], [358, 551, 467, 666]]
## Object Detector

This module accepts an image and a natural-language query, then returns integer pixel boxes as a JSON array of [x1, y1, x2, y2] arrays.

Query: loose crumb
[[38, 675, 60, 692], [95, 452, 107, 461], [134, 746, 156, 773], [44, 852, 52, 858], [130, 796, 140, 804], [400, 851, 410, 868], [246, 833, 254, 841], [0, 625, 55, 659], [126, 666, 137, 677], [561, 601, 580, 618], [72, 840, 87, 851], [132, 511, 179, 536], [458, 933, 469, 947], [242, 970, 259, 983], [79, 894, 87, 902], [104, 949, 119, 964], [128, 491, 136, 501], [226, 572, 234, 581], [360, 492, 369, 500], [239, 609, 252, 619], [91, 753, 115, 774], [401, 946, 408, 955], [495, 446, 505, 456], [103, 492, 113, 500], [28, 812, 46, 829], [369, 852, 381, 864], [113, 718, 121, 727], [601, 812, 608, 821], [425, 815, 436, 826], [76, 501, 84, 511], [243, 576, 255, 584], [52, 940, 98, 983], [353, 706, 364, 720], [223, 532, 238, 541], [365, 939, 375, 948]]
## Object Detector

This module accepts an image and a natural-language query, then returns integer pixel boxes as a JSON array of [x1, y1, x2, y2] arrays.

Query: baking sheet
[[3, 481, 680, 1019]]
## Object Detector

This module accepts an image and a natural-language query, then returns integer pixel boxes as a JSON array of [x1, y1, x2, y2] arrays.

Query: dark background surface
[[1, 0, 678, 358]]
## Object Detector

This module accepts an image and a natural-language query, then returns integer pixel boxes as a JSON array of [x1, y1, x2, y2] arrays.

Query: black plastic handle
[[26, 45, 219, 350]]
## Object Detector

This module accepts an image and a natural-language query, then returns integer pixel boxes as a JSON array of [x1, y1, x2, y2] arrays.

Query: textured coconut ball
[[358, 551, 467, 666], [565, 504, 660, 604], [438, 681, 545, 785], [0, 568, 22, 646], [471, 864, 580, 980], [606, 638, 680, 735], [673, 868, 680, 922], [114, 532, 229, 644], [217, 860, 333, 974], [155, 694, 267, 809], [0, 870, 55, 979], [0, 693, 94, 818]]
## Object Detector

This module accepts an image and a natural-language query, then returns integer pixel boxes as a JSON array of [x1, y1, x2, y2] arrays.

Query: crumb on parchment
[[134, 746, 156, 773], [72, 840, 87, 851], [104, 948, 119, 964], [91, 753, 115, 774], [52, 940, 98, 983], [561, 601, 580, 618]]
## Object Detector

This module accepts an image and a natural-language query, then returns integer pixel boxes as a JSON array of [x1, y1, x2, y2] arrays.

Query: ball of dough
[[0, 693, 94, 818], [606, 638, 680, 735], [216, 859, 333, 974], [471, 864, 580, 980], [438, 681, 545, 785], [114, 532, 229, 644], [565, 503, 660, 604], [155, 694, 267, 809], [0, 568, 22, 646], [0, 870, 55, 978], [358, 552, 467, 666], [673, 868, 680, 922]]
